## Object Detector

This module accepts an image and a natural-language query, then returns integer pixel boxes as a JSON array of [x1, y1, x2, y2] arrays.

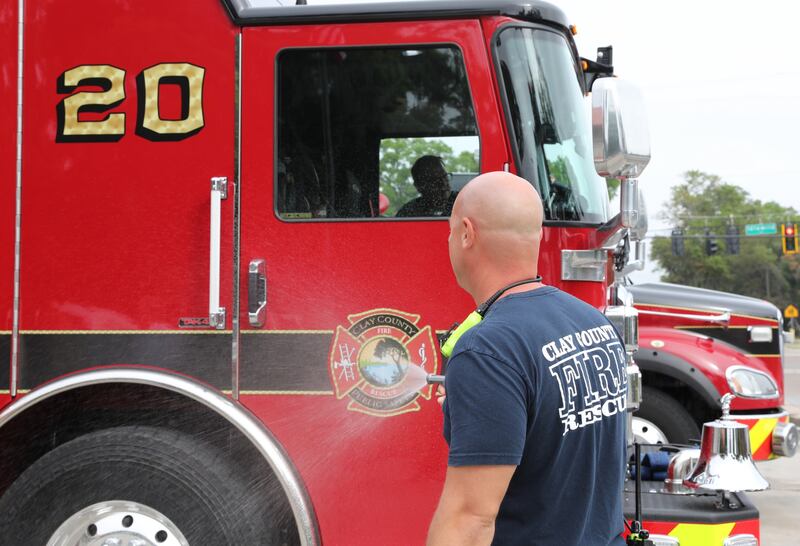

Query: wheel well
[[0, 382, 301, 543], [640, 371, 717, 426]]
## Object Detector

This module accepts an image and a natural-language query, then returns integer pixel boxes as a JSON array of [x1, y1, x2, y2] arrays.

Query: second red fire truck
[[632, 282, 797, 461]]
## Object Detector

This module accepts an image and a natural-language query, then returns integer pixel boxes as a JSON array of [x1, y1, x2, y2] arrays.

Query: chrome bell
[[683, 394, 769, 492]]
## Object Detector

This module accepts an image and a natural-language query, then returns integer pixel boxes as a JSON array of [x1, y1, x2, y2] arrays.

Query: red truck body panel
[[18, 0, 236, 333], [639, 327, 783, 411]]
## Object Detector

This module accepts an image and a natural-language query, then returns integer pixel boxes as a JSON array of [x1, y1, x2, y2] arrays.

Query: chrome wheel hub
[[47, 500, 189, 546], [632, 416, 669, 444]]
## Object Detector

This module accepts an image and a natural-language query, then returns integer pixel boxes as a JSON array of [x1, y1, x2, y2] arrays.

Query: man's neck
[[471, 274, 542, 308]]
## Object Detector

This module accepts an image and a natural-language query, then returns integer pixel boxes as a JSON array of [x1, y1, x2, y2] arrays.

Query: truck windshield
[[496, 26, 609, 224]]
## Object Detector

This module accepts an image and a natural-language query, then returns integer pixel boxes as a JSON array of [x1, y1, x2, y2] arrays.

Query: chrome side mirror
[[592, 78, 651, 179]]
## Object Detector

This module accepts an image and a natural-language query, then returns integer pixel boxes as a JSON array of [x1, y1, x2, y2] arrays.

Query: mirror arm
[[596, 176, 640, 250], [596, 213, 626, 250], [581, 46, 614, 91], [619, 178, 639, 228], [618, 240, 646, 277]]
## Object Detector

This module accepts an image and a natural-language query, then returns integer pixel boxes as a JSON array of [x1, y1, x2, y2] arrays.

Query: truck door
[[239, 19, 506, 545]]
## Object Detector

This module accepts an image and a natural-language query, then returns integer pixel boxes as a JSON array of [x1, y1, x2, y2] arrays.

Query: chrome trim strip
[[636, 303, 778, 324], [0, 368, 321, 546], [231, 32, 242, 399], [646, 535, 679, 546], [723, 534, 759, 546], [637, 308, 731, 324], [11, 0, 25, 398]]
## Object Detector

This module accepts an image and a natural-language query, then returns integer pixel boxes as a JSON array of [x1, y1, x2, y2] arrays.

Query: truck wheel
[[634, 387, 700, 445], [0, 425, 282, 545]]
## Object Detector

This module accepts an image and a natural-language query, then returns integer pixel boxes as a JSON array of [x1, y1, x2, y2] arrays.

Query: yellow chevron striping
[[749, 417, 776, 453], [668, 522, 735, 545]]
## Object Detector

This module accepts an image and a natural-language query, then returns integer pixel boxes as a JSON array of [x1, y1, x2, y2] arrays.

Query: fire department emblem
[[330, 309, 439, 417]]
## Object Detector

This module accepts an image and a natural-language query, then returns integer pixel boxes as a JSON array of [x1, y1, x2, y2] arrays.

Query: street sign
[[785, 304, 799, 319], [745, 223, 778, 236]]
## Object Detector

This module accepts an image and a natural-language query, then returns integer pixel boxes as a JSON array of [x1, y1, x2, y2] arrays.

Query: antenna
[[625, 442, 654, 545]]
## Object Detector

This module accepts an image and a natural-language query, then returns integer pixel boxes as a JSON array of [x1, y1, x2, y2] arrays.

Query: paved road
[[748, 345, 800, 545]]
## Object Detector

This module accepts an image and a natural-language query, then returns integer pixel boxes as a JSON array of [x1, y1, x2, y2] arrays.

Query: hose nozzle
[[427, 374, 445, 385]]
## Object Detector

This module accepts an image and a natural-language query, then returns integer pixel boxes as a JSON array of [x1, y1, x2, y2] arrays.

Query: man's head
[[448, 172, 544, 303], [411, 156, 451, 201]]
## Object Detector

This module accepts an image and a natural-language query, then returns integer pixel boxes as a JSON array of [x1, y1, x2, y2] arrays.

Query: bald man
[[427, 172, 627, 546]]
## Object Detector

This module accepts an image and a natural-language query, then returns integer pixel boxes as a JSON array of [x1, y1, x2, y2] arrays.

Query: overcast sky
[[558, 0, 800, 281], [279, 0, 800, 281]]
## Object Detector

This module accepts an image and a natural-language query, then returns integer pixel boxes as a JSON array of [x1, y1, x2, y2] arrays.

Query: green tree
[[607, 178, 621, 200], [379, 138, 478, 216], [449, 150, 480, 173], [650, 170, 799, 310]]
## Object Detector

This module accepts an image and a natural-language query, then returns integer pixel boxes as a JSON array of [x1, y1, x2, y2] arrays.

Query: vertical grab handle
[[209, 177, 228, 329]]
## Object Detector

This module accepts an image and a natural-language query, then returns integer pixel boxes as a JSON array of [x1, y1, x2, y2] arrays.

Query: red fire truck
[[0, 0, 765, 544], [631, 282, 797, 461]]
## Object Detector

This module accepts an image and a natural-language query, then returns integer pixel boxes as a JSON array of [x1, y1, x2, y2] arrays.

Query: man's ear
[[462, 217, 476, 249]]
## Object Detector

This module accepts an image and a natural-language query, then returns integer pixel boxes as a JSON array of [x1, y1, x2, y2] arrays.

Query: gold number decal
[[56, 65, 126, 142], [136, 63, 205, 141]]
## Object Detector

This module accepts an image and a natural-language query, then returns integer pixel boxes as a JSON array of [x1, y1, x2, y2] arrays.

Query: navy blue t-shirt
[[443, 286, 627, 546]]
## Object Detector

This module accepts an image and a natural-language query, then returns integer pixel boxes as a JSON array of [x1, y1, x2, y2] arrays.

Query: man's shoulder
[[509, 286, 608, 318], [450, 321, 501, 358], [449, 307, 534, 366], [489, 287, 618, 342]]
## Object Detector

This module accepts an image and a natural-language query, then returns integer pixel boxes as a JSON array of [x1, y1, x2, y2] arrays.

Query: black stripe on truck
[[0, 333, 10, 390], [683, 327, 780, 356], [241, 332, 332, 392], [17, 332, 332, 392]]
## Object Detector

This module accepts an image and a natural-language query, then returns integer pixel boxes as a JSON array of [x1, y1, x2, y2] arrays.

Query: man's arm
[[427, 464, 516, 546]]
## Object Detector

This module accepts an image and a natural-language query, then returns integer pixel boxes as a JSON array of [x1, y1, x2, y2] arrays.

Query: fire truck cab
[[0, 1, 764, 544]]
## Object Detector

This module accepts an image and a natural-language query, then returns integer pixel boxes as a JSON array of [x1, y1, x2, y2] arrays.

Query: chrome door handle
[[249, 258, 267, 328]]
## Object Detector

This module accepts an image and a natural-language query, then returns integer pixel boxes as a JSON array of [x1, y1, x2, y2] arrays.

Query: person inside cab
[[396, 155, 457, 217]]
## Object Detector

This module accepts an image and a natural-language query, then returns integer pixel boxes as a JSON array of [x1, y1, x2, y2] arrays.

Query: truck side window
[[276, 46, 479, 220]]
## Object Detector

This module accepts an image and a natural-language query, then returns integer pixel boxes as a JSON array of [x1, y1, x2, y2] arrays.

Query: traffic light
[[705, 229, 719, 256], [671, 228, 685, 256], [725, 225, 740, 255], [783, 223, 798, 255]]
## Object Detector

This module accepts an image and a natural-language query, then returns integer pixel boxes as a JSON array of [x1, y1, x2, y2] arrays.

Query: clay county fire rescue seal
[[330, 309, 439, 417]]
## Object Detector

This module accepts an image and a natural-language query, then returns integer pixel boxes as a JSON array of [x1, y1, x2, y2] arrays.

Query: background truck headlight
[[726, 366, 779, 399]]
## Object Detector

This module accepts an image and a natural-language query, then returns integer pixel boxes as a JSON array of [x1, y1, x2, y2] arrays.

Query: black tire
[[0, 425, 283, 545], [635, 387, 701, 444]]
